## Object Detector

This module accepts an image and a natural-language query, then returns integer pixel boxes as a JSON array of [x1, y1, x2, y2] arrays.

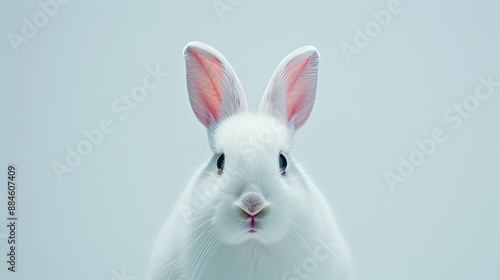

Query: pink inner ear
[[191, 50, 224, 121], [285, 56, 312, 119]]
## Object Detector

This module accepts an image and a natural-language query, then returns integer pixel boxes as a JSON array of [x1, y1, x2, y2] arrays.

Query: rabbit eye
[[217, 153, 225, 174], [279, 154, 287, 175]]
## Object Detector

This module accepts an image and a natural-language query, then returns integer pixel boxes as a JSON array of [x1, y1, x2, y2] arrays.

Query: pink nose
[[236, 192, 269, 218]]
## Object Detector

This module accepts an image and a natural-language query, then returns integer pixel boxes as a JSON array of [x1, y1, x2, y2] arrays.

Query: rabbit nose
[[236, 192, 269, 218]]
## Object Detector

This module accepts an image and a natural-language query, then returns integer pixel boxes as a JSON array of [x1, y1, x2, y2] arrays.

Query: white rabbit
[[147, 42, 352, 280]]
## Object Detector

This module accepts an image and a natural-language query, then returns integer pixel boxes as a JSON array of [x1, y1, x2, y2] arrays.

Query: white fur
[[147, 42, 352, 280]]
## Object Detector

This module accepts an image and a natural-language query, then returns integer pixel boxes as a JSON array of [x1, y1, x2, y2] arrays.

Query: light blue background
[[1, 0, 499, 279]]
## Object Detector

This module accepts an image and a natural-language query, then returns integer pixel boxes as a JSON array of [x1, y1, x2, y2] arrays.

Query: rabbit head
[[184, 41, 319, 245]]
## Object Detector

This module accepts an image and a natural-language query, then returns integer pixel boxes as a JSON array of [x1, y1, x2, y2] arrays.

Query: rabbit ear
[[259, 46, 319, 130], [184, 41, 248, 128]]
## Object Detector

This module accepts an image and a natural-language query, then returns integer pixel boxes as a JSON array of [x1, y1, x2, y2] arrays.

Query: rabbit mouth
[[247, 220, 259, 232], [245, 221, 259, 233], [232, 222, 277, 244]]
